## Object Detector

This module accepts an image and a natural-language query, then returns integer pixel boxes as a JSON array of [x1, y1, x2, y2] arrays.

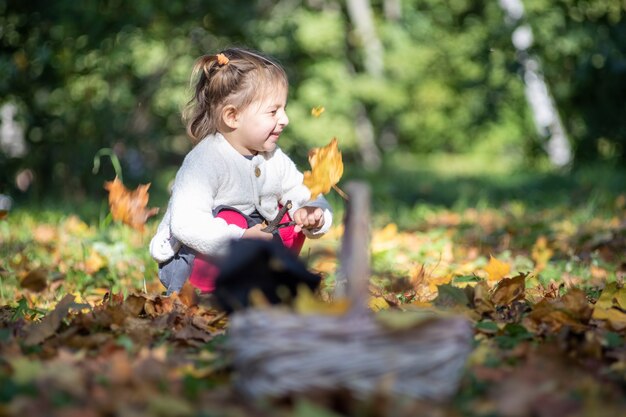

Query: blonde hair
[[183, 48, 288, 144]]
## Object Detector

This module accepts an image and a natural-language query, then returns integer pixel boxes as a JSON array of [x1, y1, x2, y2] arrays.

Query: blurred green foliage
[[1, 0, 625, 200]]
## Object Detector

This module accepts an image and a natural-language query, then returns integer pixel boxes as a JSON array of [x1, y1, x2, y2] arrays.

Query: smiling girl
[[149, 48, 333, 295]]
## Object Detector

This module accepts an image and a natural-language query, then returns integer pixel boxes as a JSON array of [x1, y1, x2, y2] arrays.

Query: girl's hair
[[183, 47, 288, 144]]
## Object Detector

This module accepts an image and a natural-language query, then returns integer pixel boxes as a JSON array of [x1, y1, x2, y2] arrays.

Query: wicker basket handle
[[334, 181, 371, 314]]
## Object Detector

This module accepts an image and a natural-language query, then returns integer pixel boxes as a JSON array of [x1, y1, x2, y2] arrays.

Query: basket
[[227, 182, 473, 401]]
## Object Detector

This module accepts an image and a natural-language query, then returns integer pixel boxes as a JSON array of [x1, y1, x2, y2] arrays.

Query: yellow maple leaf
[[484, 255, 510, 282], [311, 105, 325, 117], [303, 138, 344, 200], [104, 177, 159, 231], [592, 283, 626, 331]]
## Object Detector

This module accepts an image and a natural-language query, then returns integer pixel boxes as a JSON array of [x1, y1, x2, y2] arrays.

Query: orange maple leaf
[[484, 255, 510, 282], [104, 177, 159, 231], [303, 138, 344, 200]]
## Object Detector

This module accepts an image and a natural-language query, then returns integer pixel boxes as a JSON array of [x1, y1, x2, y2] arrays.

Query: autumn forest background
[[1, 1, 626, 416]]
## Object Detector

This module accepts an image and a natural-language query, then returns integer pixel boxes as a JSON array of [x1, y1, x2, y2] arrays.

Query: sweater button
[[254, 167, 261, 177]]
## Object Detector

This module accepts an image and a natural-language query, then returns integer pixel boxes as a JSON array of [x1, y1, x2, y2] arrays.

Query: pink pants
[[188, 209, 306, 292]]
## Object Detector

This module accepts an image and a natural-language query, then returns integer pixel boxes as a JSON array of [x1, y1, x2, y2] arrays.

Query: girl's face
[[229, 86, 289, 155]]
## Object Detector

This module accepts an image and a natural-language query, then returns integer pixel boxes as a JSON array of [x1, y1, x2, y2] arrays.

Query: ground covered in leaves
[[2, 166, 626, 417]]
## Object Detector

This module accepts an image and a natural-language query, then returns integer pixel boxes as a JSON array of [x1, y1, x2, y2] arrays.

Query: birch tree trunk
[[345, 0, 382, 169], [383, 0, 401, 21], [498, 0, 572, 167]]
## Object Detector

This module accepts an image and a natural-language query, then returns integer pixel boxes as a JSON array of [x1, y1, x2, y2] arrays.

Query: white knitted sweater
[[149, 133, 333, 262]]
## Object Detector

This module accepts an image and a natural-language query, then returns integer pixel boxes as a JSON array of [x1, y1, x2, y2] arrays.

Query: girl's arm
[[169, 150, 245, 256], [149, 202, 181, 263]]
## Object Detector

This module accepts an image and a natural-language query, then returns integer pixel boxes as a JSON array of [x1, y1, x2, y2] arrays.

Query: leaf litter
[[1, 179, 626, 415]]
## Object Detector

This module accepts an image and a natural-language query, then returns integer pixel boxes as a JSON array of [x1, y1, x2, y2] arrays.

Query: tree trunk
[[345, 0, 383, 169], [383, 0, 401, 21], [498, 0, 572, 167], [354, 103, 382, 169], [345, 0, 384, 78]]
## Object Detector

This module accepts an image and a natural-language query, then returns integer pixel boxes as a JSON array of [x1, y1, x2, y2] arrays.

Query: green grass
[[2, 152, 626, 417], [348, 153, 625, 227]]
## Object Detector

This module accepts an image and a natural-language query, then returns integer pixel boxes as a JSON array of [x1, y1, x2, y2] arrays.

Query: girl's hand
[[293, 207, 324, 233], [242, 223, 273, 240]]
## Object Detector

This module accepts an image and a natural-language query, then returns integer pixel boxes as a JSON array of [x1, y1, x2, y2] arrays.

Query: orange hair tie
[[216, 53, 230, 66]]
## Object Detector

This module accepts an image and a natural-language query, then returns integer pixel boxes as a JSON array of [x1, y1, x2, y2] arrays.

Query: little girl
[[150, 48, 333, 295]]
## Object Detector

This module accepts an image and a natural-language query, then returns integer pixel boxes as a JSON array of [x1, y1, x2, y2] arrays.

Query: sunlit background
[[1, 0, 625, 211]]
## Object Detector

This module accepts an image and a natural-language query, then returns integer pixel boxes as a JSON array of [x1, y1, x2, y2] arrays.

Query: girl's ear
[[221, 105, 239, 129]]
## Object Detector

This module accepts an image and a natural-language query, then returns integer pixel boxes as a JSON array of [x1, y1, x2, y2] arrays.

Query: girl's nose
[[279, 109, 289, 127]]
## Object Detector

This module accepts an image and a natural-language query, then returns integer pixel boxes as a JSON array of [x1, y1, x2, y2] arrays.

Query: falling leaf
[[311, 105, 325, 117], [303, 138, 344, 200], [20, 268, 48, 292], [104, 177, 159, 231], [491, 273, 527, 306], [485, 255, 511, 282]]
